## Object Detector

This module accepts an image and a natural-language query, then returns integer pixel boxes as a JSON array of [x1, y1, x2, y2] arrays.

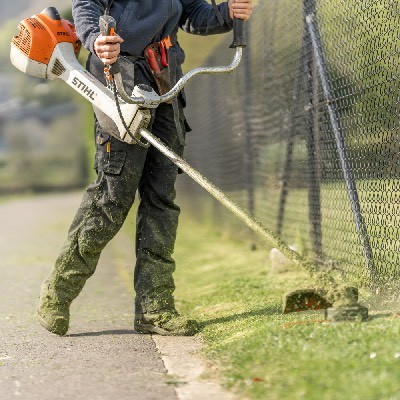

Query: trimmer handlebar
[[114, 47, 243, 107], [105, 14, 246, 108], [158, 47, 243, 105]]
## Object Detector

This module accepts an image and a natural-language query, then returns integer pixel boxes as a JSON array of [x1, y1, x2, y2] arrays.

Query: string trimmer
[[10, 7, 368, 321]]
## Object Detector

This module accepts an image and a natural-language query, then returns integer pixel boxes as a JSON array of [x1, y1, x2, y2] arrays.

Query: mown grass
[[170, 204, 400, 400]]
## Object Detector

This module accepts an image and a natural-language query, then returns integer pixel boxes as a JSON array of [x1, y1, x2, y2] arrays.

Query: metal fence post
[[304, 0, 377, 279], [304, 10, 324, 262]]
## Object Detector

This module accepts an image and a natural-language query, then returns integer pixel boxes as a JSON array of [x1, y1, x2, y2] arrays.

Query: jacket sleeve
[[72, 0, 108, 54], [179, 0, 233, 35]]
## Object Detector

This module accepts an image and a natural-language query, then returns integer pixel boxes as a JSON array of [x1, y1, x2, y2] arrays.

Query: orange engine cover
[[12, 13, 81, 65]]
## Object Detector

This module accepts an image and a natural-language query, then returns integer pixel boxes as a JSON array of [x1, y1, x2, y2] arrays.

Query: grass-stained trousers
[[40, 55, 187, 316]]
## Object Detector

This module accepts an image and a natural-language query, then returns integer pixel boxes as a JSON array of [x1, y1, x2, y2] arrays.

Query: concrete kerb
[[152, 335, 237, 400]]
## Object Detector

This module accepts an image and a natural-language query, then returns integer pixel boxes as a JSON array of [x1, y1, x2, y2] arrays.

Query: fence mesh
[[178, 0, 400, 294]]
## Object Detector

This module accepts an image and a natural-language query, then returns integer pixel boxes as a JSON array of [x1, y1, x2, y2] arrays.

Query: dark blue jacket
[[72, 0, 233, 66]]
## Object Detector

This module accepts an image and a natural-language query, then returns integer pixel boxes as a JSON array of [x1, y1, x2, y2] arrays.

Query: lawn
[[168, 200, 400, 400]]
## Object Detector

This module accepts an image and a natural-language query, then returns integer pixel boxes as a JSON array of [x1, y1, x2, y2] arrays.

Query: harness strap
[[168, 49, 185, 146], [105, 0, 114, 15], [211, 0, 226, 26]]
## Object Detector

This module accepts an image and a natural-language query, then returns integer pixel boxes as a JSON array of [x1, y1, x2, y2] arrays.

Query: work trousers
[[43, 101, 186, 315]]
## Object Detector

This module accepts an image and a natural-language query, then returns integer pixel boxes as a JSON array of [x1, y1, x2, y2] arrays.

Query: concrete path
[[0, 192, 236, 400], [0, 193, 176, 400]]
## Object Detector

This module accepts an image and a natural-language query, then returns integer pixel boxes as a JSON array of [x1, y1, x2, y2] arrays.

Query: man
[[37, 0, 253, 336]]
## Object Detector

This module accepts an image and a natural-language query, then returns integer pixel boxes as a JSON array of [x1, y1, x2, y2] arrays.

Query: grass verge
[[170, 205, 400, 400]]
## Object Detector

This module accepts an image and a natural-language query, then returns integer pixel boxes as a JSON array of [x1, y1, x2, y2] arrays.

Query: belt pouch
[[144, 42, 171, 96]]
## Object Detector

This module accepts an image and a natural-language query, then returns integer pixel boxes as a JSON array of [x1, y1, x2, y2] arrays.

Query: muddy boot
[[36, 282, 70, 336], [134, 311, 200, 336]]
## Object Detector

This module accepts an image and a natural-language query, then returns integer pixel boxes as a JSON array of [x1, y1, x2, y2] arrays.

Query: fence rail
[[179, 0, 400, 293]]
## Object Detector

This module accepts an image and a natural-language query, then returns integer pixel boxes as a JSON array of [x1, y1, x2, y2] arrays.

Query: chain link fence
[[178, 0, 400, 294]]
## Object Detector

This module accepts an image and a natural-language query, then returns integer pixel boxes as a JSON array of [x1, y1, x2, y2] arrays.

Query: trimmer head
[[283, 288, 332, 313], [10, 7, 81, 79]]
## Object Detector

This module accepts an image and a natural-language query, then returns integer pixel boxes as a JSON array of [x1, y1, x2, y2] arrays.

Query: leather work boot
[[36, 283, 70, 336], [37, 307, 69, 336], [134, 311, 200, 336]]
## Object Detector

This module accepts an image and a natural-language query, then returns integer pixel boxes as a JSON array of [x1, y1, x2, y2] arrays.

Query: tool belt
[[144, 36, 173, 97]]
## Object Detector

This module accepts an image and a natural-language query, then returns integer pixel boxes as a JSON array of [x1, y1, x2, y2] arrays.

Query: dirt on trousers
[[0, 193, 177, 400]]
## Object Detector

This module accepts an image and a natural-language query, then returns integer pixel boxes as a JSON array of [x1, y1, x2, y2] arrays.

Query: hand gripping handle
[[99, 15, 121, 76], [230, 18, 247, 48]]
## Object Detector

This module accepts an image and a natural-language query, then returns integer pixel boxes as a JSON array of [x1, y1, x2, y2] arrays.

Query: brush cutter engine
[[10, 7, 81, 80], [10, 7, 151, 144]]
